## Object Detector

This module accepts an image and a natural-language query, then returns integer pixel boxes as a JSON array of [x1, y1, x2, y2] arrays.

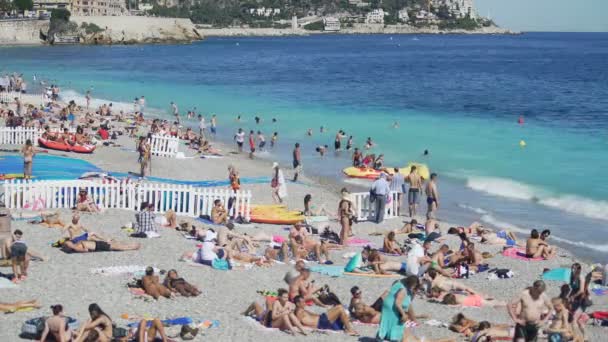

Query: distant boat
[[51, 34, 80, 45], [412, 37, 420, 41]]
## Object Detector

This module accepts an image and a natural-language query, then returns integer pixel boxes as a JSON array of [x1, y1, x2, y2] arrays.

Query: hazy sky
[[475, 0, 608, 32]]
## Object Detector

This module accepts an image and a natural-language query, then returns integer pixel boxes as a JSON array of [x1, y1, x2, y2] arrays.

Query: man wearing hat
[[370, 173, 390, 224]]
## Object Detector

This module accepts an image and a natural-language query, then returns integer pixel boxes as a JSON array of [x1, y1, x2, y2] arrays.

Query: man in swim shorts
[[62, 240, 140, 253], [406, 165, 423, 218], [425, 173, 439, 219], [293, 295, 358, 335], [508, 280, 553, 342]]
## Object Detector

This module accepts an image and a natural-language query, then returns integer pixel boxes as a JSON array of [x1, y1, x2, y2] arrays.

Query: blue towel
[[309, 265, 344, 277], [542, 268, 571, 282]]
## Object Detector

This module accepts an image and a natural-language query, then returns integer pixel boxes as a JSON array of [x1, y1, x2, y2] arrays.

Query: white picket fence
[[0, 91, 22, 103], [351, 191, 402, 221], [0, 91, 44, 106], [149, 134, 179, 158], [0, 127, 41, 145], [2, 179, 252, 220]]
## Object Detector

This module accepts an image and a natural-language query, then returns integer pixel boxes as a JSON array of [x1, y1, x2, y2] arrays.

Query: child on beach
[[10, 229, 29, 283]]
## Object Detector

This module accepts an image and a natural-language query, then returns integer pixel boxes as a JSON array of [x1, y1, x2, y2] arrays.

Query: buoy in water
[[519, 140, 527, 147], [518, 116, 524, 125]]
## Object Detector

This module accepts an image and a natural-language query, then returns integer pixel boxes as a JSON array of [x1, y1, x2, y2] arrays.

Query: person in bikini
[[294, 295, 359, 335], [392, 219, 418, 235], [40, 304, 73, 342], [142, 266, 173, 300], [383, 231, 404, 255], [431, 288, 506, 308], [426, 269, 478, 295], [508, 280, 554, 342], [75, 188, 99, 213], [73, 303, 113, 342], [163, 269, 201, 297], [338, 189, 354, 244], [211, 199, 228, 225], [61, 239, 141, 253]]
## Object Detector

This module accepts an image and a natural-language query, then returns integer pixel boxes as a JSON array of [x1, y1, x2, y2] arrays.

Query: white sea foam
[[456, 203, 488, 215], [482, 213, 608, 253], [60, 89, 138, 114], [466, 176, 608, 221]]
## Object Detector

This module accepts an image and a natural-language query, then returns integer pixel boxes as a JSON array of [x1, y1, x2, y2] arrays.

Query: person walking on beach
[[425, 173, 439, 219], [21, 139, 35, 180], [335, 130, 346, 151], [257, 131, 266, 152], [293, 143, 302, 182], [271, 162, 287, 204], [85, 90, 91, 109], [139, 96, 146, 114], [370, 173, 390, 224], [389, 168, 405, 216], [248, 130, 256, 159], [170, 102, 179, 123], [234, 128, 245, 153], [210, 114, 217, 138], [138, 137, 151, 177], [508, 280, 553, 342], [271, 132, 278, 148], [406, 166, 423, 218], [198, 114, 206, 139]]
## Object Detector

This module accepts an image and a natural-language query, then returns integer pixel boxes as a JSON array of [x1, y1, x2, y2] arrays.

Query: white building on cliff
[[71, 0, 127, 16], [365, 9, 385, 24]]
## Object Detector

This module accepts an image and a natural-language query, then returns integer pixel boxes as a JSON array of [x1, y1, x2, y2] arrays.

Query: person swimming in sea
[[393, 121, 399, 128], [270, 132, 278, 148], [365, 137, 374, 149], [423, 149, 429, 156], [236, 115, 241, 122], [320, 126, 324, 133], [316, 145, 328, 157], [307, 128, 312, 136], [346, 136, 353, 150], [255, 116, 261, 124]]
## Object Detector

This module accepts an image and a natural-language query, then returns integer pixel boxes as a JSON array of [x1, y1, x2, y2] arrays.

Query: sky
[[475, 0, 608, 32]]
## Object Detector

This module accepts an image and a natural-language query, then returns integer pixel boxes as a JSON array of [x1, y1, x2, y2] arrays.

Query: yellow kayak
[[250, 205, 305, 225], [0, 173, 35, 181], [343, 162, 430, 180]]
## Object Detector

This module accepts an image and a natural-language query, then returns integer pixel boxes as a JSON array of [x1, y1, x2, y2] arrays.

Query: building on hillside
[[138, 3, 153, 11], [365, 8, 385, 24], [291, 15, 298, 30], [433, 0, 476, 18], [349, 0, 370, 8], [323, 17, 340, 31], [398, 9, 409, 22], [71, 0, 127, 16], [32, 0, 71, 15], [249, 7, 280, 17]]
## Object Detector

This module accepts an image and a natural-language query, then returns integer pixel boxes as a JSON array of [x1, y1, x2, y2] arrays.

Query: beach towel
[[90, 265, 154, 276], [344, 272, 400, 278], [378, 249, 401, 257], [346, 238, 372, 247], [591, 288, 608, 296], [0, 277, 18, 289], [305, 216, 329, 223], [542, 268, 571, 282], [502, 248, 544, 261], [309, 265, 344, 277]]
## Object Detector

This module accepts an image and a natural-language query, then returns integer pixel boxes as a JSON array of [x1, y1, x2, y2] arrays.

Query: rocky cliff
[[70, 16, 202, 44], [0, 19, 49, 45]]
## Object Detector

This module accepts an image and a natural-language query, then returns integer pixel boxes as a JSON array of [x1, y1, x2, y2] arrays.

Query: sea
[[1, 32, 607, 262]]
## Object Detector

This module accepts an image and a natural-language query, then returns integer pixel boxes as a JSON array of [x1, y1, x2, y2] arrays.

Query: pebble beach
[[1, 92, 607, 342]]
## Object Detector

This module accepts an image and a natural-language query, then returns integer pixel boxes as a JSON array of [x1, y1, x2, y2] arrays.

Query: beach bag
[[112, 325, 128, 338]]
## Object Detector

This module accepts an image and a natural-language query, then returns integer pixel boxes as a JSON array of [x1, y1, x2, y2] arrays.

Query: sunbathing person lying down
[[62, 240, 141, 253], [0, 300, 41, 313], [430, 287, 506, 307]]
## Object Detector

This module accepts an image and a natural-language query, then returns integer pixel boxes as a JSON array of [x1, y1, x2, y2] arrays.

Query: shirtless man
[[216, 225, 255, 252], [429, 248, 456, 277], [425, 173, 439, 219], [406, 166, 423, 218], [427, 269, 477, 295], [526, 229, 553, 259], [65, 214, 106, 243], [479, 228, 520, 247], [210, 199, 228, 225], [62, 240, 140, 253], [288, 268, 327, 307], [142, 266, 173, 300], [349, 286, 384, 324], [508, 280, 554, 342], [290, 228, 330, 263], [294, 295, 358, 335], [271, 288, 307, 335]]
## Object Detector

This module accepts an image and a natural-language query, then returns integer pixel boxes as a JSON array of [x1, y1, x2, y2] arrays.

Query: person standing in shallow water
[[292, 143, 302, 182], [21, 139, 35, 180], [425, 173, 439, 219]]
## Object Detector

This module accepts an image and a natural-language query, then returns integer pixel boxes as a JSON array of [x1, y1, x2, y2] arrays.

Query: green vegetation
[[438, 16, 481, 30], [49, 9, 77, 36], [303, 20, 324, 31], [0, 0, 14, 12], [13, 0, 32, 12], [81, 22, 104, 35]]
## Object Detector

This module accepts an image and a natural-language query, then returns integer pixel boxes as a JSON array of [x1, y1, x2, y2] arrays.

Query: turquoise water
[[2, 33, 608, 260]]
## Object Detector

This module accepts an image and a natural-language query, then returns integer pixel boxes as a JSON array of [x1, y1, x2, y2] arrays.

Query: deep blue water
[[1, 32, 608, 260]]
